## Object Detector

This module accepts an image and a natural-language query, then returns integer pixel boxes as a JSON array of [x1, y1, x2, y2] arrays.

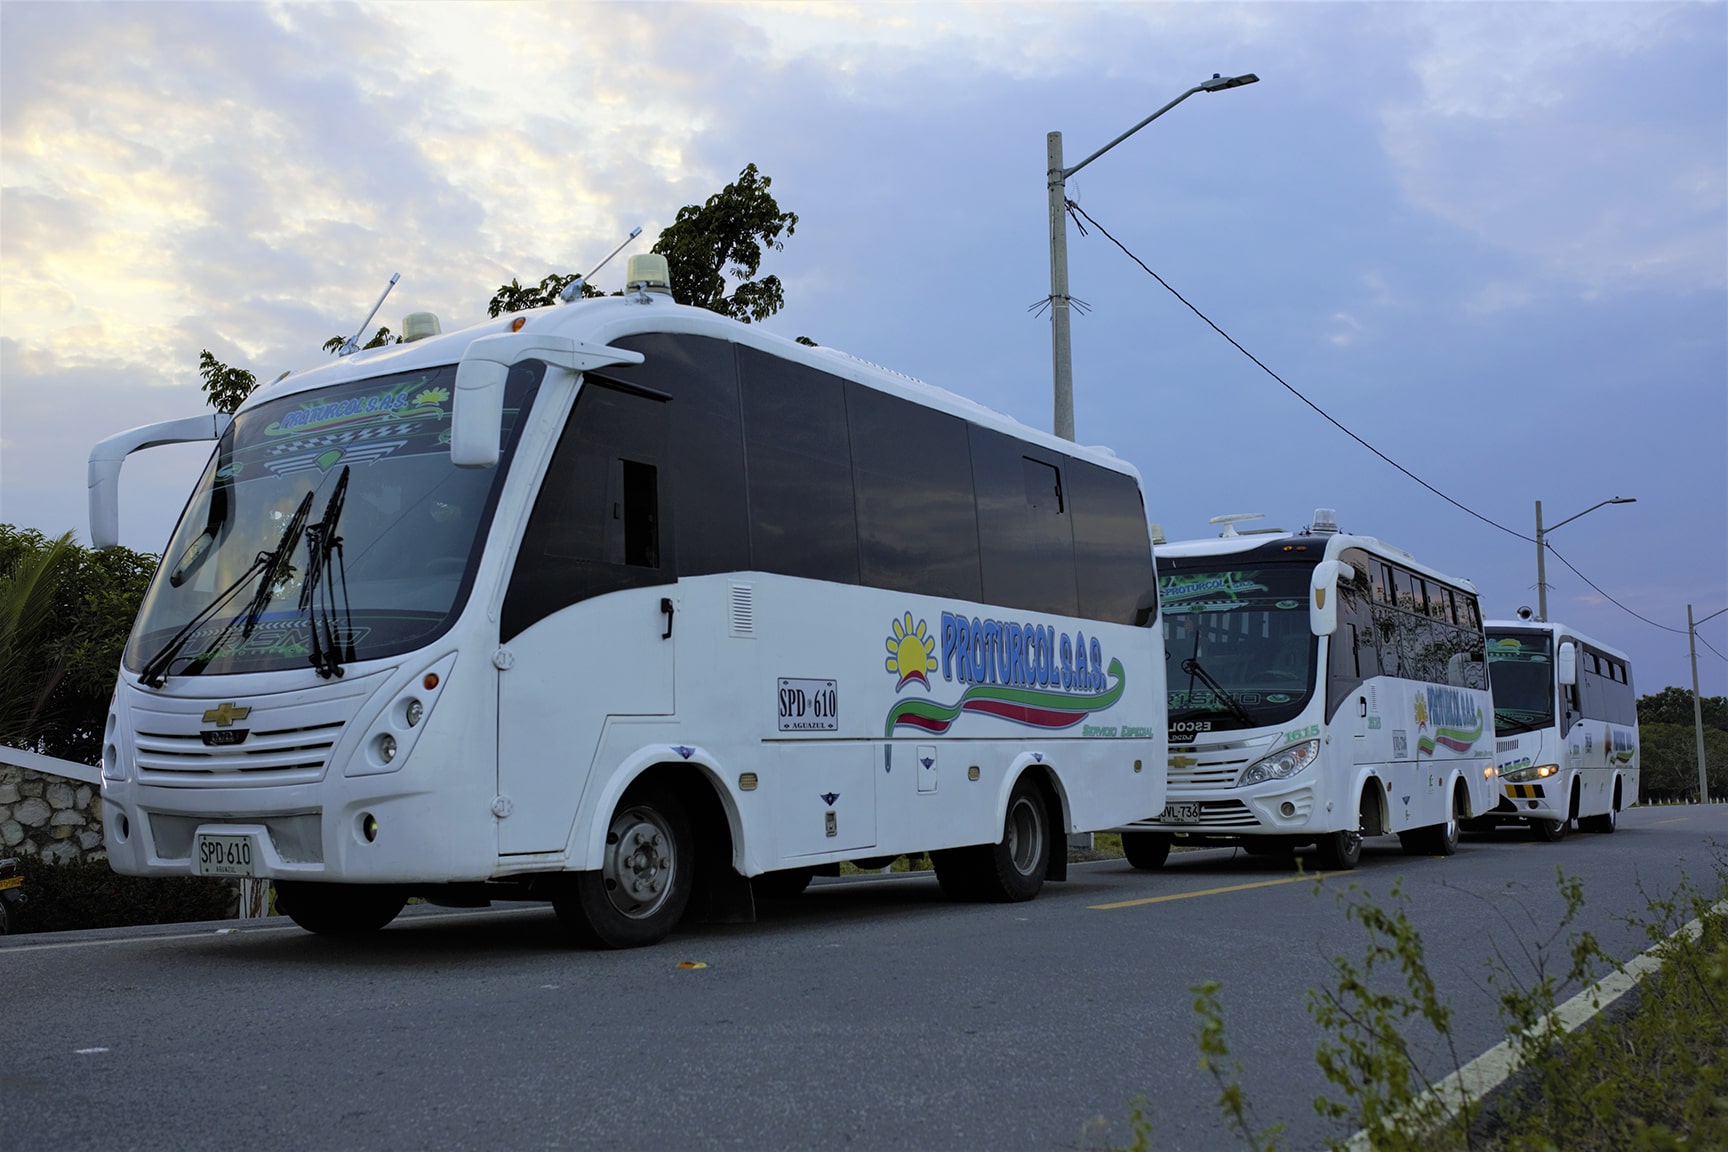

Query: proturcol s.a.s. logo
[[882, 610, 1124, 736], [1414, 686, 1484, 756]]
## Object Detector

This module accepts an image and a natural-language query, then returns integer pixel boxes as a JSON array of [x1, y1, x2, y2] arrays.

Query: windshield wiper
[[139, 491, 314, 687], [137, 553, 272, 688], [1180, 657, 1256, 728], [300, 467, 354, 679]]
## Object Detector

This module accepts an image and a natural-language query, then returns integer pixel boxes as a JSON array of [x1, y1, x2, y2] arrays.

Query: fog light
[[405, 699, 424, 728], [362, 813, 379, 842], [377, 733, 397, 763], [1527, 800, 1539, 810], [1279, 801, 1297, 818]]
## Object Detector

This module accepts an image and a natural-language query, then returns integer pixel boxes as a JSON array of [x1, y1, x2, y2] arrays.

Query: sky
[[2, 1, 1724, 697]]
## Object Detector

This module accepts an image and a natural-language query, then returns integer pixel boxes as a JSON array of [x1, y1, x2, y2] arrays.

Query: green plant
[[1307, 879, 1473, 1151], [8, 855, 234, 933], [1194, 980, 1285, 1151]]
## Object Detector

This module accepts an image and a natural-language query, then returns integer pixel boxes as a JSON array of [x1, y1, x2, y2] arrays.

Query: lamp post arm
[[1062, 86, 1204, 181], [1544, 496, 1635, 536]]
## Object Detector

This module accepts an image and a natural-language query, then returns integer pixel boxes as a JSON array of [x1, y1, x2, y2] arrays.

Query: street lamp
[[1688, 604, 1727, 802], [1046, 72, 1258, 441], [1533, 496, 1636, 621]]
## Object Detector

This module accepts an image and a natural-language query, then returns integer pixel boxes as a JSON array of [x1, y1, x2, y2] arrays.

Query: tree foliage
[[486, 275, 602, 317], [1638, 686, 1728, 732], [321, 326, 399, 355], [652, 163, 798, 323], [198, 349, 257, 415], [0, 526, 157, 765]]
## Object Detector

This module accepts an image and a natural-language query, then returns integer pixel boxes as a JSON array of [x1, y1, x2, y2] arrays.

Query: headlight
[[1502, 763, 1558, 783], [1239, 739, 1321, 787]]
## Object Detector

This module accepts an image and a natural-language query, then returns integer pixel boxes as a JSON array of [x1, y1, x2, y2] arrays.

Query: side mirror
[[88, 413, 232, 549], [1309, 559, 1353, 637], [1133, 588, 1159, 628], [1557, 641, 1577, 687], [450, 331, 646, 469]]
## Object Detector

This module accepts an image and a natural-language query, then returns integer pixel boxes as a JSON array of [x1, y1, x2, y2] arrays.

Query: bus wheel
[[274, 881, 406, 935], [1316, 794, 1368, 870], [975, 777, 1050, 902], [559, 788, 693, 949], [1581, 803, 1619, 835], [753, 868, 815, 899], [1121, 831, 1172, 870], [1532, 816, 1568, 842]]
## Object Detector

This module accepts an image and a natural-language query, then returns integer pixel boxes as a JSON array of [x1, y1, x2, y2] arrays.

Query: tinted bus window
[[971, 425, 1075, 616], [1069, 458, 1154, 625]]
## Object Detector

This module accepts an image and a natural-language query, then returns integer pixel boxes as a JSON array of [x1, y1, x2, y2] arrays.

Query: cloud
[[1381, 2, 1726, 297]]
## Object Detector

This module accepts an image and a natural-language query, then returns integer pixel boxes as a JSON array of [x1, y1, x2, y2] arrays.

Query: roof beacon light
[[401, 312, 442, 343], [627, 253, 673, 302], [1310, 508, 1340, 534], [1208, 513, 1265, 539]]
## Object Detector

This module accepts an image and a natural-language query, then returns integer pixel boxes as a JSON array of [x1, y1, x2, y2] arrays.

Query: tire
[[1532, 816, 1568, 842], [753, 868, 814, 899], [555, 787, 694, 949], [972, 777, 1051, 902], [274, 881, 406, 935], [1316, 793, 1368, 870], [1580, 805, 1619, 835], [1401, 786, 1463, 857], [1121, 831, 1172, 871], [0, 900, 10, 935]]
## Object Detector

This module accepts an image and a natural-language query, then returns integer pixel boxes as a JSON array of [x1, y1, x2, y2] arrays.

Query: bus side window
[[1068, 458, 1153, 625], [972, 425, 1075, 617], [502, 383, 674, 640], [848, 382, 982, 603], [738, 348, 860, 585]]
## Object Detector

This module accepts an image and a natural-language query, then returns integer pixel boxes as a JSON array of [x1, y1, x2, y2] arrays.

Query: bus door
[[497, 381, 675, 855]]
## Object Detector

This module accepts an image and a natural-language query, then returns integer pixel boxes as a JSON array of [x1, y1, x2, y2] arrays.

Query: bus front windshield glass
[[1159, 561, 1318, 733], [1486, 632, 1556, 735], [125, 363, 539, 680]]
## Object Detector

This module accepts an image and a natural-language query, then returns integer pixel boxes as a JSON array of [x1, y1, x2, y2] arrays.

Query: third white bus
[[1478, 619, 1640, 838]]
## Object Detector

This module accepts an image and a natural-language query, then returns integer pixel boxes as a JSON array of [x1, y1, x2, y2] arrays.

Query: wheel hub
[[604, 808, 676, 918], [1006, 797, 1044, 876]]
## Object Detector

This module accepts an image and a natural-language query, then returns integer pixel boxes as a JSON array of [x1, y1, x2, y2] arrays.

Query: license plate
[[1159, 803, 1202, 823], [0, 875, 20, 891], [197, 833, 255, 877]]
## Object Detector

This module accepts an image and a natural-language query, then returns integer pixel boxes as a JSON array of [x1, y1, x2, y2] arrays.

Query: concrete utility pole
[[1689, 604, 1728, 802], [1532, 496, 1636, 621], [1046, 72, 1257, 442]]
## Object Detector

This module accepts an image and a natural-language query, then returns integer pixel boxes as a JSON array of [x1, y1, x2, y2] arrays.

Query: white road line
[[1345, 898, 1728, 1151]]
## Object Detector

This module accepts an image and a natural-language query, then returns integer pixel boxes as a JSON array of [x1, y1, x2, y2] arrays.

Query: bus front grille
[[1167, 744, 1261, 791], [134, 721, 342, 784]]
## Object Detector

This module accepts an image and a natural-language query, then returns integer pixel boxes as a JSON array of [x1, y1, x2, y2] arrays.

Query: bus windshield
[[1158, 560, 1318, 732], [1486, 631, 1556, 736], [125, 363, 539, 679]]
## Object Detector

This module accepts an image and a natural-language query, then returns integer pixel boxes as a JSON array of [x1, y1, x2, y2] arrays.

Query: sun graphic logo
[[414, 387, 450, 406], [884, 613, 938, 692], [1413, 694, 1429, 729]]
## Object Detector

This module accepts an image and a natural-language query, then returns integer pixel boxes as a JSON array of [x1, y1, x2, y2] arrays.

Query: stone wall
[[0, 765, 105, 864]]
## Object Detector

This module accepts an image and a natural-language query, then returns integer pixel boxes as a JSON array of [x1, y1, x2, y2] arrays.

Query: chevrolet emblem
[[1170, 755, 1198, 770], [202, 701, 252, 727]]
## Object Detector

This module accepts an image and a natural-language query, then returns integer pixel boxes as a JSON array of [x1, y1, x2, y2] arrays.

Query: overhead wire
[[1061, 196, 1715, 645]]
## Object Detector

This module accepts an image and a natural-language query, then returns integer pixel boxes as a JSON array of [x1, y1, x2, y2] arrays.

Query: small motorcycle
[[0, 857, 24, 934]]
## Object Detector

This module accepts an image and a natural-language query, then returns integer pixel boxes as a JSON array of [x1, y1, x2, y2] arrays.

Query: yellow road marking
[[1656, 818, 1687, 825], [1091, 871, 1325, 910]]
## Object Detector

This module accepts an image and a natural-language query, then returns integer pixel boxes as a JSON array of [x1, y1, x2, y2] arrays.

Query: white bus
[[87, 256, 1166, 947], [1115, 511, 1498, 870], [1478, 619, 1639, 838]]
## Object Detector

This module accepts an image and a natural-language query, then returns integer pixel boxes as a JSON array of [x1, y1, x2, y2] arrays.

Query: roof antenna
[[337, 273, 400, 356], [560, 226, 645, 303]]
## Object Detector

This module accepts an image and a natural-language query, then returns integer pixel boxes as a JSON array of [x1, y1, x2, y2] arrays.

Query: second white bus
[[1116, 510, 1499, 870]]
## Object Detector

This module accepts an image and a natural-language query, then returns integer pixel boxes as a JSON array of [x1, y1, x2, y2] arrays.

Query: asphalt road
[[4, 804, 1723, 1152]]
